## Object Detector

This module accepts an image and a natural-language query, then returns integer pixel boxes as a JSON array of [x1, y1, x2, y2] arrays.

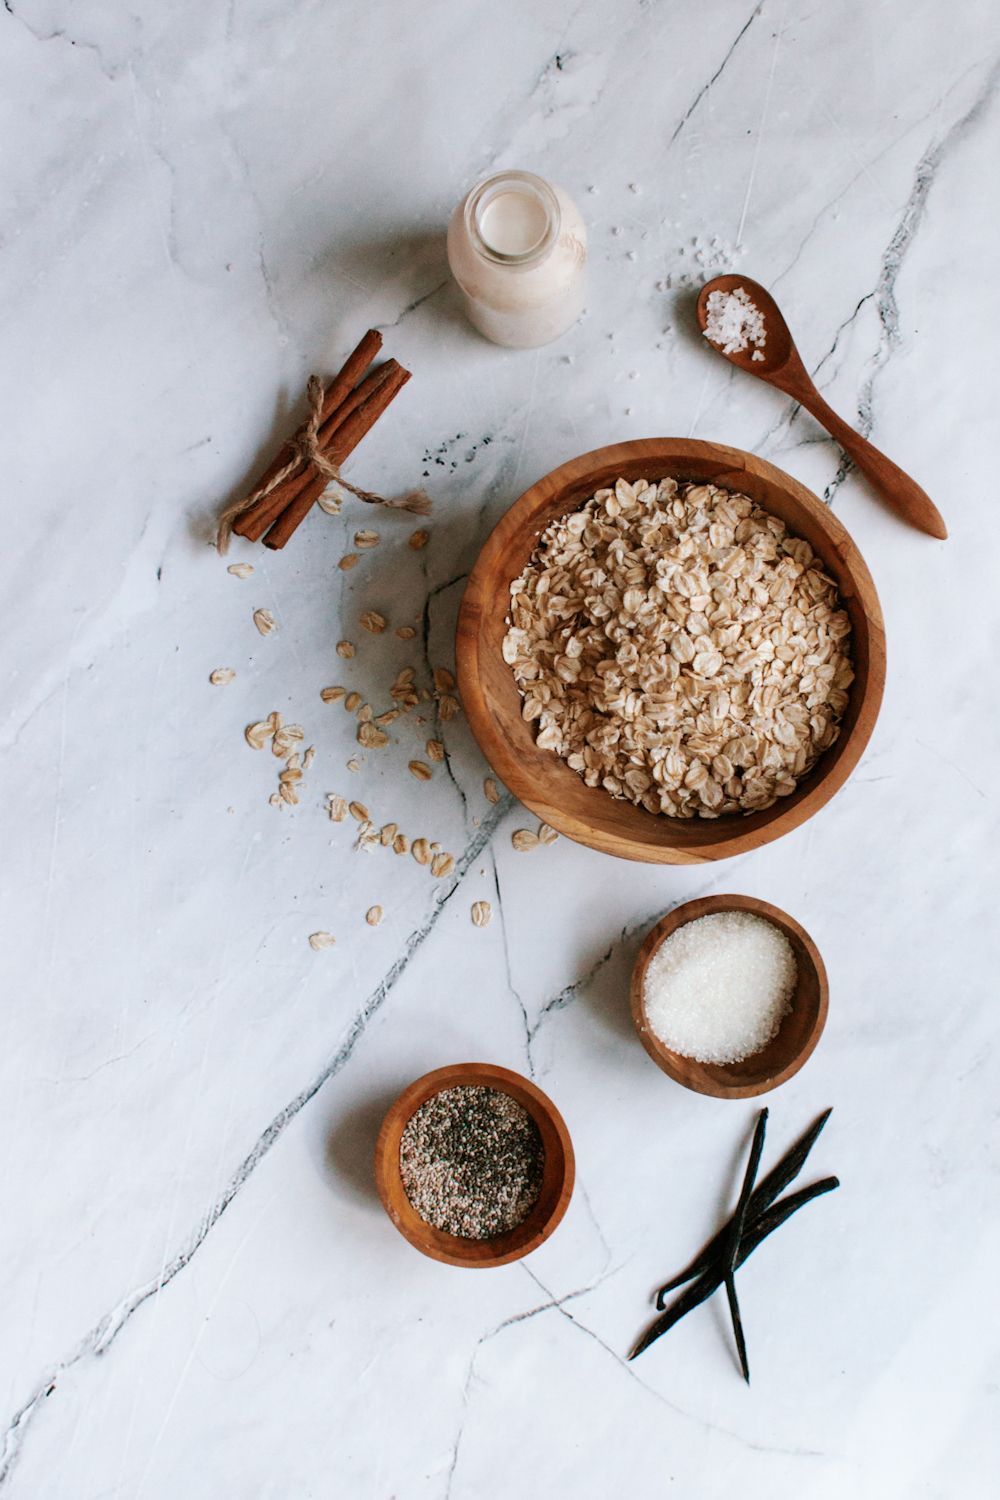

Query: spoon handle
[[792, 382, 947, 540]]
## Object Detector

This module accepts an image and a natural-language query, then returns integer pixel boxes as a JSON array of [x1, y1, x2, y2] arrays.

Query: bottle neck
[[465, 171, 561, 269]]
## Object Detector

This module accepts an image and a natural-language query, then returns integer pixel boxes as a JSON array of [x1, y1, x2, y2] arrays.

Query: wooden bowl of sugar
[[630, 894, 828, 1099]]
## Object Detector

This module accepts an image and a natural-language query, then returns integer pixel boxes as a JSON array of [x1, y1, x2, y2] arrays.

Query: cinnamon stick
[[262, 363, 411, 550], [234, 362, 398, 543], [228, 328, 382, 542]]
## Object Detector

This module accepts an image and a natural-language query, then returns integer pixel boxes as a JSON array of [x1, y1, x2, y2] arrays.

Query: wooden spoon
[[696, 275, 947, 540]]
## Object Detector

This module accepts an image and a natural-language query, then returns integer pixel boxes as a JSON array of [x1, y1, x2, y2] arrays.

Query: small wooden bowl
[[630, 895, 829, 1099], [456, 439, 885, 863], [374, 1063, 575, 1268]]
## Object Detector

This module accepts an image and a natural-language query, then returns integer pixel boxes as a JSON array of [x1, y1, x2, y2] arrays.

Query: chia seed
[[399, 1085, 545, 1240]]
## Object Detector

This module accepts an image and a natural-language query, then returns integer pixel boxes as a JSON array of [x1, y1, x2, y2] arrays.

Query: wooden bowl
[[374, 1063, 575, 1267], [630, 895, 829, 1099], [456, 439, 885, 863]]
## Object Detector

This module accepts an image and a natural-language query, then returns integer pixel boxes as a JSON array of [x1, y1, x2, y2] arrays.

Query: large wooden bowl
[[456, 439, 885, 863], [630, 895, 829, 1099], [374, 1063, 574, 1268]]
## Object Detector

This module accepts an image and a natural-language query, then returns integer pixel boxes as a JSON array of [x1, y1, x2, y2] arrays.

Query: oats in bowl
[[502, 477, 854, 820]]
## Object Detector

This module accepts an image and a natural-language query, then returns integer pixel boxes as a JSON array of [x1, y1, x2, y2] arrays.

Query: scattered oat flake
[[227, 562, 254, 578], [345, 691, 362, 713], [339, 554, 360, 571], [336, 641, 356, 659], [359, 723, 389, 748], [309, 931, 336, 951], [360, 610, 387, 634], [426, 739, 445, 762], [409, 530, 430, 550], [346, 756, 361, 772], [411, 837, 431, 866], [285, 753, 302, 771], [366, 905, 384, 927], [349, 801, 370, 822], [433, 667, 456, 693], [327, 795, 348, 822], [471, 901, 492, 928], [269, 792, 282, 809], [483, 777, 500, 804], [438, 695, 460, 721], [355, 821, 380, 853], [279, 782, 298, 805], [320, 685, 347, 703], [409, 760, 432, 782], [512, 829, 540, 851], [380, 822, 398, 845], [537, 823, 558, 845], [396, 625, 417, 640], [303, 746, 315, 769], [355, 530, 380, 549], [431, 851, 456, 879], [209, 667, 236, 686], [245, 720, 273, 750], [253, 609, 277, 636], [393, 833, 410, 855], [375, 709, 400, 727]]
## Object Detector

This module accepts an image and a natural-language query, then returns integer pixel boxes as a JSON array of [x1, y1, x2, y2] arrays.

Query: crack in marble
[[1, 0, 121, 80], [526, 868, 744, 1070], [375, 277, 450, 332], [758, 58, 999, 503], [520, 1265, 824, 1459], [442, 1265, 617, 1500], [0, 791, 513, 1488], [420, 572, 471, 820], [488, 846, 532, 1071], [824, 58, 1000, 504], [669, 0, 763, 146]]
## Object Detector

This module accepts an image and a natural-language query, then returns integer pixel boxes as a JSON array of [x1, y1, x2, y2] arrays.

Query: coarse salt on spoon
[[696, 275, 947, 540]]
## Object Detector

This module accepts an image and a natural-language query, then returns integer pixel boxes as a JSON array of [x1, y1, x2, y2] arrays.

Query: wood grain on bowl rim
[[374, 1062, 575, 1268], [456, 439, 885, 864]]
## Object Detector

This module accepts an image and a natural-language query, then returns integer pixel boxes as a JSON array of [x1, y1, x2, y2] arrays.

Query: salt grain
[[643, 912, 796, 1064], [702, 285, 767, 359]]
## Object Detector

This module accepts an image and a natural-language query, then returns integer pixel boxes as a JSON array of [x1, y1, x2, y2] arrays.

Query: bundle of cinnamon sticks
[[217, 329, 423, 553]]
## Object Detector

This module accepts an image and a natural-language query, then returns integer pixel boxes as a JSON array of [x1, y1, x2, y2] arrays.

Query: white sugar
[[643, 912, 796, 1064], [703, 285, 767, 359]]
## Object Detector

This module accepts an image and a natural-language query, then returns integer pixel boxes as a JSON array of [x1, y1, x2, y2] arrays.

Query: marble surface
[[2, 1, 999, 1494]]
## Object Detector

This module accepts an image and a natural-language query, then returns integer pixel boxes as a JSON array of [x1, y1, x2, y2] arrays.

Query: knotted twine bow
[[216, 375, 431, 554]]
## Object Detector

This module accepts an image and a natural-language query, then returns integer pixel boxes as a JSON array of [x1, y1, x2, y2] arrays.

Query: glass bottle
[[447, 170, 587, 349]]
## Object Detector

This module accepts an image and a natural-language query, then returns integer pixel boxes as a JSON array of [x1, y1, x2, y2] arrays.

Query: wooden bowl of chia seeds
[[374, 1063, 575, 1267]]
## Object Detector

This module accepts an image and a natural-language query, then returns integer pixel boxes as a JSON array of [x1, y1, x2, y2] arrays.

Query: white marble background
[[2, 0, 999, 1494]]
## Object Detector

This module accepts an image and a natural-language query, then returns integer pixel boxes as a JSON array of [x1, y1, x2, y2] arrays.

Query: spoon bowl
[[697, 274, 793, 376]]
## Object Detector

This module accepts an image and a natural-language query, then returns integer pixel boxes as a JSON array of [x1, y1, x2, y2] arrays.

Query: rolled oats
[[471, 900, 492, 928], [503, 477, 853, 819]]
